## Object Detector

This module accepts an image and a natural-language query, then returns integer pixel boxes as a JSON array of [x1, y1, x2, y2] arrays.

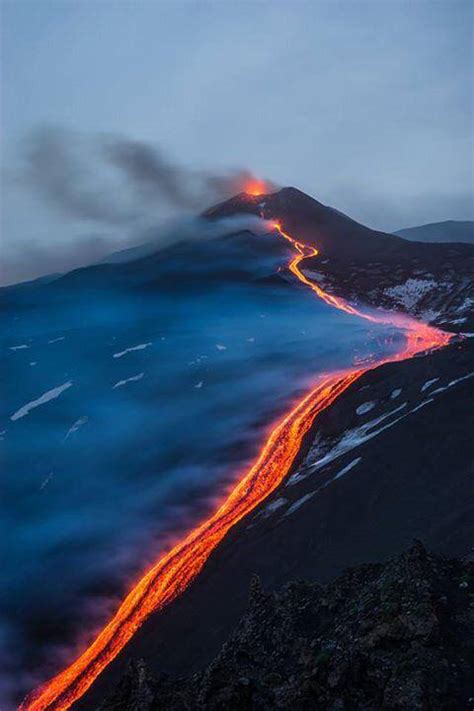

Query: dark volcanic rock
[[98, 543, 474, 710]]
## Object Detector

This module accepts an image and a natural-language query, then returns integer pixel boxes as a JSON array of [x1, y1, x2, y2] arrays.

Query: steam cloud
[[3, 126, 276, 285]]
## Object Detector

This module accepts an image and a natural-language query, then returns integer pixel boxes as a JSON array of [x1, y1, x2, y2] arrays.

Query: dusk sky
[[1, 0, 473, 284]]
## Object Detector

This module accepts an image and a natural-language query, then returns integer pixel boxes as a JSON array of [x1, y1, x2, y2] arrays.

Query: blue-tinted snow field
[[0, 222, 402, 704]]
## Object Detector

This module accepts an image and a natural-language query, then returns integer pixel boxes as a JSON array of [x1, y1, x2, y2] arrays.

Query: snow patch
[[216, 344, 227, 351], [48, 336, 65, 344], [447, 371, 474, 388], [307, 403, 408, 472], [285, 492, 316, 516], [421, 378, 439, 393], [458, 296, 474, 312], [113, 343, 152, 358], [11, 382, 73, 421], [411, 398, 434, 413], [263, 497, 287, 517], [356, 401, 375, 416], [112, 372, 144, 389], [333, 457, 362, 481], [10, 344, 29, 351], [39, 472, 54, 490], [390, 388, 402, 399], [64, 416, 88, 440], [285, 470, 308, 487], [384, 279, 437, 310], [301, 269, 326, 282]]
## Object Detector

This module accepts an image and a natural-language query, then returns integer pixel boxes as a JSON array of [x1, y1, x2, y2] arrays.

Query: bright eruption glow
[[243, 178, 268, 196], [21, 218, 451, 711]]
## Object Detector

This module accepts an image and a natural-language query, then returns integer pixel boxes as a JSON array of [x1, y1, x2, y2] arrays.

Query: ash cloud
[[3, 126, 276, 286]]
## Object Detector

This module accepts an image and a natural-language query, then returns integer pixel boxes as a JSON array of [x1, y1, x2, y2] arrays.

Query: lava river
[[20, 219, 451, 711]]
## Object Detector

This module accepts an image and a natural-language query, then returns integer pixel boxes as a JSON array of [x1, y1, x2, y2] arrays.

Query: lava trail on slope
[[20, 217, 451, 711]]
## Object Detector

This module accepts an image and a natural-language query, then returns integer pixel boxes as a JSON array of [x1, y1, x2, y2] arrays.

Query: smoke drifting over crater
[[3, 126, 277, 285]]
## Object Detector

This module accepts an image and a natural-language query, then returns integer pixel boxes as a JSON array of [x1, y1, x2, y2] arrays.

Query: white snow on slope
[[333, 457, 362, 481], [301, 269, 326, 282], [64, 416, 88, 440], [458, 296, 474, 312], [39, 472, 53, 490], [48, 336, 65, 344], [356, 401, 375, 416], [384, 279, 436, 309], [304, 371, 474, 477], [194, 381, 203, 389], [113, 343, 152, 358], [390, 388, 402, 399], [11, 382, 73, 421], [113, 373, 144, 389], [263, 497, 287, 517], [411, 398, 434, 413], [10, 344, 29, 351], [286, 470, 308, 487], [216, 344, 227, 351], [421, 378, 439, 392], [448, 371, 474, 387], [306, 403, 408, 473], [285, 491, 316, 516]]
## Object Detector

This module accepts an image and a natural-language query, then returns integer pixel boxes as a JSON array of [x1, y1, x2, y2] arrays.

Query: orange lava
[[21, 221, 451, 711], [272, 221, 451, 360], [243, 178, 268, 196]]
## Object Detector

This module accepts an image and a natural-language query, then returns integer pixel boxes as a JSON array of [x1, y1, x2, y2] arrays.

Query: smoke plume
[[2, 125, 276, 285]]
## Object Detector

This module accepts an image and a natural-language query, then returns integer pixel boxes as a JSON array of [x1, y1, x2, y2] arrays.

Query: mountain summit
[[204, 186, 402, 259], [204, 186, 474, 332]]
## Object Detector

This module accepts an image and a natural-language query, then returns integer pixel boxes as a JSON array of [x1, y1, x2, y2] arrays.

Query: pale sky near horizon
[[1, 0, 473, 284]]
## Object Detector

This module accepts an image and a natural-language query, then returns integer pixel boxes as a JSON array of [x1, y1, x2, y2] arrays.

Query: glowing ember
[[21, 219, 451, 711]]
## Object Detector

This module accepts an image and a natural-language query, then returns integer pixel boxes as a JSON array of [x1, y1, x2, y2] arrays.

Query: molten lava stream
[[21, 222, 451, 711]]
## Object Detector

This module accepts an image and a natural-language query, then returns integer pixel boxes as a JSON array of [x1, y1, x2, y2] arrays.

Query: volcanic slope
[[205, 187, 474, 333], [74, 188, 474, 708]]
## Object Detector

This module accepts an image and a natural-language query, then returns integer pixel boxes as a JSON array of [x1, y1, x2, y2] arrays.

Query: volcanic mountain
[[204, 186, 402, 259], [206, 187, 474, 332], [7, 185, 474, 711], [63, 187, 474, 710]]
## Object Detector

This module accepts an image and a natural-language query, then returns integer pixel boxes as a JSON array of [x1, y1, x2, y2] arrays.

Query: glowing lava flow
[[21, 222, 451, 711]]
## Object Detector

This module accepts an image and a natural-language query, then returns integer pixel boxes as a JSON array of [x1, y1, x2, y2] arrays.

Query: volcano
[[206, 186, 474, 333], [12, 186, 474, 711], [204, 186, 403, 258]]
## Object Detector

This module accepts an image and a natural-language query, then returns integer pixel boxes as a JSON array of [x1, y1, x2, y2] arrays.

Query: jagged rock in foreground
[[98, 543, 474, 710]]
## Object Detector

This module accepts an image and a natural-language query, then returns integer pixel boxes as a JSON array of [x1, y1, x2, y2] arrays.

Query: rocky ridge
[[98, 543, 474, 710]]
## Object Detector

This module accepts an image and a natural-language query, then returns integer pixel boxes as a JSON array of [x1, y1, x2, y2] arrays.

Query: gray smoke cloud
[[21, 127, 137, 225], [2, 126, 276, 286], [103, 137, 201, 211]]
